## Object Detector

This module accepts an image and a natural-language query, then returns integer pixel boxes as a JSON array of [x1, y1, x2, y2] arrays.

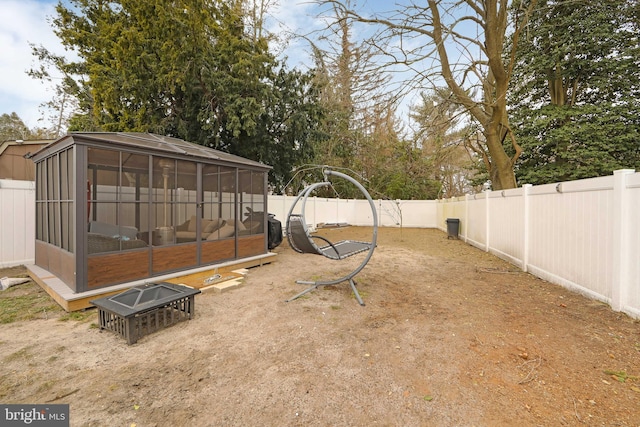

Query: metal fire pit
[[91, 282, 201, 344]]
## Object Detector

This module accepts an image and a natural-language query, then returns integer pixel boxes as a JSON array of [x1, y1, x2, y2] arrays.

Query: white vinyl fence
[[267, 195, 437, 230], [0, 184, 438, 268], [436, 169, 640, 319], [0, 180, 35, 268], [2, 171, 638, 319]]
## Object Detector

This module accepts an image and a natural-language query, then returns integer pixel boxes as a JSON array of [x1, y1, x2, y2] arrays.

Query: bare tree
[[320, 0, 537, 190], [411, 88, 478, 197], [243, 0, 277, 43], [310, 3, 398, 177], [28, 44, 81, 137]]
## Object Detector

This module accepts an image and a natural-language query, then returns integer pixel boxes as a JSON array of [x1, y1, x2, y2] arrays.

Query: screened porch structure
[[30, 133, 272, 307]]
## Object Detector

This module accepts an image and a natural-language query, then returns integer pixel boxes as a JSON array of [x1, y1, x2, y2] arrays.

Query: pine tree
[[509, 0, 640, 184], [31, 0, 324, 187]]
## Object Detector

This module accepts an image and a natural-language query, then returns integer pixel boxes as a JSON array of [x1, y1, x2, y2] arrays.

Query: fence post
[[464, 194, 470, 242], [611, 169, 635, 311], [280, 194, 288, 223], [484, 190, 490, 252], [522, 184, 532, 272]]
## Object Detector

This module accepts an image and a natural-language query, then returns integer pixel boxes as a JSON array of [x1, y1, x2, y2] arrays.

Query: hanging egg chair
[[285, 169, 377, 305]]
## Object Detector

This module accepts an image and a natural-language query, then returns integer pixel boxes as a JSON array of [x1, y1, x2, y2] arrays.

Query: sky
[[0, 0, 400, 130], [0, 0, 64, 129]]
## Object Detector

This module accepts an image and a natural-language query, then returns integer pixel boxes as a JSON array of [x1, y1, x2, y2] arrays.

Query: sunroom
[[29, 132, 274, 310]]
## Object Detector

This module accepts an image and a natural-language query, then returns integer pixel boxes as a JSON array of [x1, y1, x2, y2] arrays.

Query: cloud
[[0, 0, 407, 130], [0, 0, 63, 128], [264, 0, 325, 68], [265, 0, 390, 70]]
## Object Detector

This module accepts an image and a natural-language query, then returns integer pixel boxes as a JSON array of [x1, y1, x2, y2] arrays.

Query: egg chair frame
[[285, 169, 378, 305]]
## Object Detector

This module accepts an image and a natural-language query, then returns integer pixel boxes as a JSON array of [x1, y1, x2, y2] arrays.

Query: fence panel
[[625, 173, 640, 313], [487, 189, 525, 267], [0, 180, 35, 267], [267, 195, 436, 229], [437, 197, 466, 234], [527, 180, 615, 301], [1, 190, 437, 267], [392, 200, 436, 228], [465, 193, 487, 249]]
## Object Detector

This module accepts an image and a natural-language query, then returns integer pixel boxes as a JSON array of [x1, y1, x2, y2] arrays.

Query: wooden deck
[[27, 252, 277, 312]]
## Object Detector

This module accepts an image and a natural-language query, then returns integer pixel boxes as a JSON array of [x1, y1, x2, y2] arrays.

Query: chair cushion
[[207, 224, 235, 240], [188, 216, 224, 233], [204, 218, 225, 233], [89, 221, 138, 240], [224, 219, 246, 230], [187, 215, 198, 232]]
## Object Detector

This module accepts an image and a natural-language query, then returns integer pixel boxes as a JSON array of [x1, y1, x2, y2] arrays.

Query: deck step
[[202, 278, 242, 293], [200, 269, 248, 293]]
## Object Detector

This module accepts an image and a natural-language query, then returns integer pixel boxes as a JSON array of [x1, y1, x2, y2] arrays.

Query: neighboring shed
[[28, 132, 275, 310], [0, 139, 52, 181]]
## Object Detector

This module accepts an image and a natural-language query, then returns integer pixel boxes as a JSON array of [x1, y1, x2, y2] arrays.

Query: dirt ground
[[1, 227, 639, 426]]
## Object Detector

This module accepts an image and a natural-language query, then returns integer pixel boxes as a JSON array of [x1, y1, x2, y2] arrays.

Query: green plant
[[604, 370, 639, 383], [59, 310, 95, 322], [0, 286, 62, 323]]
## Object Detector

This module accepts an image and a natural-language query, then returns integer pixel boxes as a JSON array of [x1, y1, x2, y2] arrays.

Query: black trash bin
[[267, 214, 283, 249], [446, 218, 460, 239]]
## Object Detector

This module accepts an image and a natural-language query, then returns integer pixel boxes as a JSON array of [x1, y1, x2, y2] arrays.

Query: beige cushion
[[187, 215, 197, 232], [188, 216, 225, 233], [217, 224, 235, 239], [225, 219, 246, 230], [175, 231, 195, 239], [204, 218, 225, 233]]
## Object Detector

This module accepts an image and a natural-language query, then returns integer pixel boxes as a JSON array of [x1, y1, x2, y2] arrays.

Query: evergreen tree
[[509, 0, 640, 184], [0, 113, 32, 141], [33, 0, 323, 187]]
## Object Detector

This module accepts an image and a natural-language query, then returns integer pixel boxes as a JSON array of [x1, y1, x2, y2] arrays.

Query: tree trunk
[[485, 126, 517, 190]]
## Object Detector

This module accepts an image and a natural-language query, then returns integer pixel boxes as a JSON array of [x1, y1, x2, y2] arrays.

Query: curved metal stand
[[285, 169, 378, 305]]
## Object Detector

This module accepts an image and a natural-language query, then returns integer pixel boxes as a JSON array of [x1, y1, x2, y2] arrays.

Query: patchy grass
[[3, 347, 33, 363], [36, 380, 56, 394], [0, 282, 63, 323], [604, 370, 639, 383], [59, 309, 96, 323]]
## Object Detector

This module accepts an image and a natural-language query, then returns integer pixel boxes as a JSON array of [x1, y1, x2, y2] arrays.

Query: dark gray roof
[[33, 132, 271, 170]]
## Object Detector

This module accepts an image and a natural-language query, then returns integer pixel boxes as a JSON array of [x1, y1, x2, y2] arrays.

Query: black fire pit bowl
[[91, 282, 201, 344], [110, 284, 183, 309]]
